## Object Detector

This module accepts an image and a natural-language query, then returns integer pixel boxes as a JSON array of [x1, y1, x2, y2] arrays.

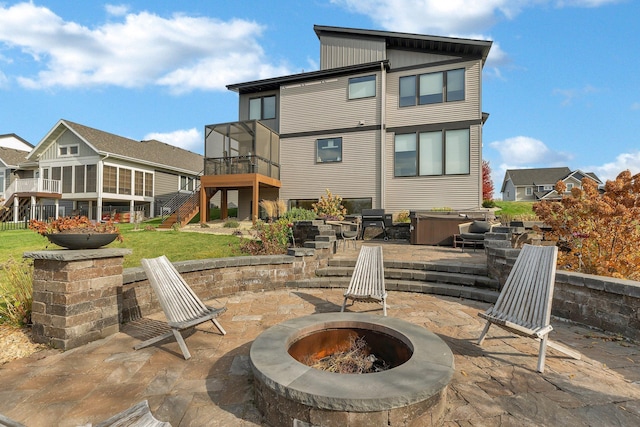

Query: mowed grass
[[494, 201, 537, 219], [0, 222, 248, 268]]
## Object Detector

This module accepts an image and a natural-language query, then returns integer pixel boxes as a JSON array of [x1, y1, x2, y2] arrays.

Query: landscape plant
[[29, 216, 123, 242], [241, 219, 293, 255], [280, 207, 317, 221], [533, 170, 640, 280], [0, 257, 34, 327], [312, 189, 347, 220]]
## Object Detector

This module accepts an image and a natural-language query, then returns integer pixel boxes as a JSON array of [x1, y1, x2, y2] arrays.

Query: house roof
[[0, 133, 33, 151], [313, 25, 492, 64], [0, 146, 29, 168], [501, 167, 572, 192], [28, 120, 203, 174], [227, 60, 390, 94]]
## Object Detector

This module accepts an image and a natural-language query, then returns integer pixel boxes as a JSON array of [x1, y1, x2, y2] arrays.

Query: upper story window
[[399, 68, 465, 107], [566, 183, 574, 191], [249, 95, 276, 120], [59, 145, 79, 157], [394, 129, 469, 177], [348, 75, 376, 99], [316, 137, 342, 163]]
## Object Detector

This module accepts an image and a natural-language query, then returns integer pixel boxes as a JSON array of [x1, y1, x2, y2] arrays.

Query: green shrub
[[0, 257, 34, 327], [223, 220, 240, 228], [281, 208, 317, 221], [241, 219, 293, 255], [482, 199, 496, 208], [395, 211, 411, 223]]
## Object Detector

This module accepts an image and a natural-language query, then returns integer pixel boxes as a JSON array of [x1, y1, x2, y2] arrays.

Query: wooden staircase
[[159, 192, 201, 229], [0, 195, 30, 222]]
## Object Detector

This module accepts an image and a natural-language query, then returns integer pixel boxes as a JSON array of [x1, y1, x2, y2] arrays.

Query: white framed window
[[566, 183, 574, 191], [316, 137, 342, 163], [348, 75, 376, 99], [59, 145, 79, 157], [525, 187, 533, 196]]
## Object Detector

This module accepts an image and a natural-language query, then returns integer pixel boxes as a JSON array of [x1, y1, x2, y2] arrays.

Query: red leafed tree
[[533, 170, 640, 280], [482, 160, 494, 201]]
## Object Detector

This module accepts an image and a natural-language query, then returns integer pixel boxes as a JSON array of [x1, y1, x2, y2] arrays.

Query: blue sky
[[1, 0, 639, 196]]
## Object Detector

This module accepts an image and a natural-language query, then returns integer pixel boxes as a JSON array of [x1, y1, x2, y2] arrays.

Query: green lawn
[[0, 222, 248, 268], [494, 201, 537, 219]]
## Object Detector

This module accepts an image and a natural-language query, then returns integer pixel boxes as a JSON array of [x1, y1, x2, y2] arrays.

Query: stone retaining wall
[[485, 239, 640, 341], [120, 247, 331, 323]]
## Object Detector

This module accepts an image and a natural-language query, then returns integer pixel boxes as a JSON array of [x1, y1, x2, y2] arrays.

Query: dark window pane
[[394, 134, 417, 177], [447, 69, 465, 102], [316, 137, 342, 163], [348, 75, 376, 99], [399, 76, 416, 107], [419, 72, 443, 104], [263, 96, 276, 119]]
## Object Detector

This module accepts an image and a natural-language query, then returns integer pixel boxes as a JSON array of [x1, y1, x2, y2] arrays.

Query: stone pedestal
[[24, 248, 131, 350]]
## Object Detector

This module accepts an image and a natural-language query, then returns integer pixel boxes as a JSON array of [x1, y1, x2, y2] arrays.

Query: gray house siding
[[319, 35, 386, 69], [386, 49, 459, 69], [154, 171, 179, 198], [238, 90, 280, 133], [384, 124, 482, 212], [280, 72, 381, 135], [38, 129, 95, 161], [502, 179, 516, 201], [279, 129, 380, 207]]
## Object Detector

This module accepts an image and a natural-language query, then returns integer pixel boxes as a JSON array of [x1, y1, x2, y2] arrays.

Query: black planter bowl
[[45, 233, 119, 250]]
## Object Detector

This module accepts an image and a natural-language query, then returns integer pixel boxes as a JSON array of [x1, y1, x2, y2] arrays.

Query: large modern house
[[0, 120, 202, 223], [201, 25, 492, 222], [500, 167, 603, 201]]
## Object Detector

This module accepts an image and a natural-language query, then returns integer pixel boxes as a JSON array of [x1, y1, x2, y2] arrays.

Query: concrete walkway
[[1, 243, 639, 426]]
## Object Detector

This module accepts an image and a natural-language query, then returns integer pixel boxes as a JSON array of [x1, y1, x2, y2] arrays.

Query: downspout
[[380, 62, 386, 209]]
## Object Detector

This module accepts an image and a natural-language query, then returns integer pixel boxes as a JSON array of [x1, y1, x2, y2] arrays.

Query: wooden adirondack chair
[[135, 255, 226, 360], [477, 244, 580, 373], [95, 400, 171, 427], [341, 245, 387, 316]]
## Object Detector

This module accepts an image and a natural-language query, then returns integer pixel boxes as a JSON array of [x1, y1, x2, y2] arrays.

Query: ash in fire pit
[[250, 313, 454, 426], [290, 328, 411, 374]]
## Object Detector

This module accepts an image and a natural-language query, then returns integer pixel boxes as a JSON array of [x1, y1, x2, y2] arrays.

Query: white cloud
[[144, 128, 203, 154], [105, 4, 129, 17], [331, 0, 519, 35], [586, 151, 640, 182], [489, 136, 573, 165], [552, 84, 600, 106], [0, 3, 290, 92]]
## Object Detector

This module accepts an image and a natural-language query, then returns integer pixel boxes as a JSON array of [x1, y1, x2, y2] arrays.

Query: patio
[[1, 244, 639, 426]]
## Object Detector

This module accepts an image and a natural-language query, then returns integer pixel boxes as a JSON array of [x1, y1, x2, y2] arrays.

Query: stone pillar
[[24, 248, 132, 350]]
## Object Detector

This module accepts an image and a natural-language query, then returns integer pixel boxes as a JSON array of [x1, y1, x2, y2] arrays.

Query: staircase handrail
[[160, 171, 203, 220]]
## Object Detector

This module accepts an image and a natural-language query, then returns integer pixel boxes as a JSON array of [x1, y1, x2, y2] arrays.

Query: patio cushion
[[468, 220, 491, 234]]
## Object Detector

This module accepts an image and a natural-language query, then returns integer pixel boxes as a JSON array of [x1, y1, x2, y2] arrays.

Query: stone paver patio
[[1, 243, 639, 426]]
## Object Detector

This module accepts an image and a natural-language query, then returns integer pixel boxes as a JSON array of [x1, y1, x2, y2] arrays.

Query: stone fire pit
[[250, 312, 454, 426]]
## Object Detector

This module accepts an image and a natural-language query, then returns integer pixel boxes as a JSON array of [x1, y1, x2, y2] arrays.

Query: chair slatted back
[[488, 244, 557, 333], [141, 255, 209, 325], [345, 246, 385, 300]]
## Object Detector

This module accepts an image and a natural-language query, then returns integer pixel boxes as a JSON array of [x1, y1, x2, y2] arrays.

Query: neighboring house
[[0, 146, 30, 200], [202, 25, 492, 221], [1, 120, 202, 222], [0, 133, 33, 152], [500, 167, 603, 201]]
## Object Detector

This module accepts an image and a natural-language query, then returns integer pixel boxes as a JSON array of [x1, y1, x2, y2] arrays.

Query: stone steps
[[286, 258, 500, 304]]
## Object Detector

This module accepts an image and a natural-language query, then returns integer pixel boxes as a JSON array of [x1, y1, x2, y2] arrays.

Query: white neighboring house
[[500, 167, 603, 201], [1, 120, 203, 222]]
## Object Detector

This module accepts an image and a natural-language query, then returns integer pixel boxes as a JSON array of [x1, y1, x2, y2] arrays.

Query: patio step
[[286, 259, 500, 303], [286, 277, 498, 304]]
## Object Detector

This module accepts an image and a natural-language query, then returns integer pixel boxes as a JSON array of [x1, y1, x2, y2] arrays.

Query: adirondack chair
[[341, 245, 387, 316], [95, 400, 171, 427], [477, 244, 580, 373], [135, 255, 226, 360]]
